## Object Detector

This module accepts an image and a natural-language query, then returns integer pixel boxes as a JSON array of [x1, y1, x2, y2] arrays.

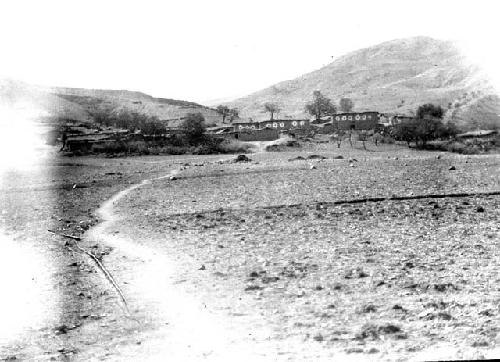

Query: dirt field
[[1, 142, 499, 361]]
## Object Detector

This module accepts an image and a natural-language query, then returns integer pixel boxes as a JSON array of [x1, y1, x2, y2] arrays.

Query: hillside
[[0, 79, 222, 127], [227, 37, 500, 130]]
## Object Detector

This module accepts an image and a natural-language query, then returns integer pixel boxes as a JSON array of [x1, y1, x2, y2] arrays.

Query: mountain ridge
[[227, 36, 500, 130]]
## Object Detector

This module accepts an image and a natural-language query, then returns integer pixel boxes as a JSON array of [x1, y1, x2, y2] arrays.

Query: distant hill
[[0, 79, 222, 128], [227, 36, 500, 130]]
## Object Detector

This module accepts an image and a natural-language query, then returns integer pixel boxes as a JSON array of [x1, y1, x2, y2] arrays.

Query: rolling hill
[[0, 79, 222, 128], [227, 36, 500, 130]]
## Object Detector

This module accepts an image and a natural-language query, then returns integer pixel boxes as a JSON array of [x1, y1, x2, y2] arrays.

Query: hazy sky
[[1, 0, 499, 104]]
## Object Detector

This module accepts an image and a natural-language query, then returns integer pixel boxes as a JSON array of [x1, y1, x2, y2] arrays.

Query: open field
[[2, 142, 499, 361], [103, 143, 500, 360]]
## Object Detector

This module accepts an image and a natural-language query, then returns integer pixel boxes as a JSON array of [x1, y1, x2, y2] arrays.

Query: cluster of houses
[[61, 111, 418, 151], [207, 111, 393, 141]]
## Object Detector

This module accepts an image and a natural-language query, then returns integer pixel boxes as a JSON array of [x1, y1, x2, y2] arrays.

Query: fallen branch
[[48, 229, 81, 241], [49, 229, 130, 314]]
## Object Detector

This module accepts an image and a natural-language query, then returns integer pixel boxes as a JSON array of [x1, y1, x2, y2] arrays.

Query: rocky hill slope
[[0, 79, 221, 127], [227, 37, 500, 130]]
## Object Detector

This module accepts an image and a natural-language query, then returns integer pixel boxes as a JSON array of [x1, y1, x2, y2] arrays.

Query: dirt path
[[84, 164, 283, 361]]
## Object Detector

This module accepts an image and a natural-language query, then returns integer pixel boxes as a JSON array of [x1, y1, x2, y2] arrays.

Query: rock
[[169, 176, 177, 181], [234, 154, 251, 163], [307, 154, 327, 160], [472, 339, 489, 347], [288, 156, 305, 161], [198, 264, 206, 270], [310, 165, 317, 170], [360, 304, 377, 313], [367, 348, 380, 354], [349, 163, 355, 167], [333, 155, 344, 159], [345, 347, 364, 354], [477, 206, 485, 212], [436, 155, 442, 159], [313, 333, 324, 342], [449, 166, 456, 170], [244, 285, 262, 291]]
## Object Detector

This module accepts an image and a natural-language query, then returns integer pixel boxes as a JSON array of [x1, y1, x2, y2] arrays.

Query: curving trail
[[85, 166, 279, 361]]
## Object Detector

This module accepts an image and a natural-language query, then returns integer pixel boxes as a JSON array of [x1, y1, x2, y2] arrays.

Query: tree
[[228, 108, 239, 122], [263, 102, 280, 120], [305, 91, 336, 121], [216, 105, 231, 123], [339, 97, 354, 113], [182, 113, 206, 143], [416, 103, 444, 120]]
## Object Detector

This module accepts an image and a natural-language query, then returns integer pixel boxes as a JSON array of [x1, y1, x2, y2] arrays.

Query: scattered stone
[[360, 304, 377, 313], [332, 282, 343, 290], [432, 283, 457, 292], [261, 276, 279, 284], [244, 285, 263, 291], [234, 154, 251, 163], [355, 323, 404, 340], [307, 154, 327, 160], [472, 339, 489, 347], [345, 347, 364, 354], [313, 333, 324, 342]]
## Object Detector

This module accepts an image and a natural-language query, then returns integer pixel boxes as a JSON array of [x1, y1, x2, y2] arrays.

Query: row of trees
[[392, 104, 458, 147], [259, 92, 355, 121], [90, 107, 167, 135]]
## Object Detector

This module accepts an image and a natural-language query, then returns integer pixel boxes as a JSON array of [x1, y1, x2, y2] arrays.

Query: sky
[[1, 0, 499, 104]]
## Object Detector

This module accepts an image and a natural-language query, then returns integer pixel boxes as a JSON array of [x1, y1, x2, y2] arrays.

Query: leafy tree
[[305, 91, 336, 121], [416, 103, 444, 120], [393, 121, 417, 146], [263, 102, 280, 120], [216, 105, 231, 123], [182, 113, 206, 143], [339, 97, 354, 113]]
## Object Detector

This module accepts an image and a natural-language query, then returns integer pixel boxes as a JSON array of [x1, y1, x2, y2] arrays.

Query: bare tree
[[339, 97, 354, 113], [216, 105, 231, 123], [263, 102, 280, 120]]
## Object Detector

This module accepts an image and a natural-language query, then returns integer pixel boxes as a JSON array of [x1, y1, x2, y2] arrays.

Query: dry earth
[[1, 142, 499, 361]]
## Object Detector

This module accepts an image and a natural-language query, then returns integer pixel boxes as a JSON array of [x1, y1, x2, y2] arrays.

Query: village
[[2, 0, 500, 360]]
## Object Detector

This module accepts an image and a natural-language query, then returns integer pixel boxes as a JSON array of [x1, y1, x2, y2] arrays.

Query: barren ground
[[1, 143, 499, 361]]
